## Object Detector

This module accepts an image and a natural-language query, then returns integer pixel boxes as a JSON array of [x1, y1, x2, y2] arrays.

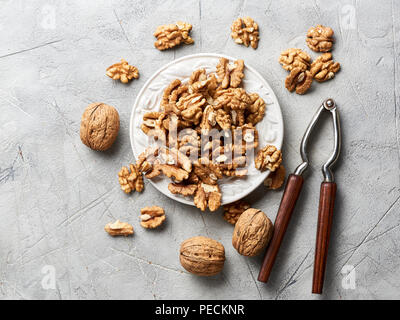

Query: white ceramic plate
[[130, 53, 283, 206]]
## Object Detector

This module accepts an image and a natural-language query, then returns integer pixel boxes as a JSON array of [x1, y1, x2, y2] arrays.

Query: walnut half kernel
[[310, 53, 340, 82], [255, 145, 282, 172], [216, 58, 244, 89], [106, 59, 139, 83], [194, 183, 222, 212], [285, 68, 313, 95], [118, 164, 144, 194], [154, 21, 194, 51], [168, 183, 198, 196], [140, 206, 166, 229], [306, 24, 334, 53], [264, 165, 286, 190], [231, 17, 260, 49], [279, 48, 311, 72], [104, 220, 134, 236]]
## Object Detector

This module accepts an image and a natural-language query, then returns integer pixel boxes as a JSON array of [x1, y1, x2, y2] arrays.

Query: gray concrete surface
[[0, 0, 399, 300]]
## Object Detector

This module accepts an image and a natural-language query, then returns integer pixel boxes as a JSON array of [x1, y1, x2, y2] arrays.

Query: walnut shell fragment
[[104, 220, 134, 236], [180, 236, 225, 276], [80, 102, 120, 151], [232, 208, 273, 256]]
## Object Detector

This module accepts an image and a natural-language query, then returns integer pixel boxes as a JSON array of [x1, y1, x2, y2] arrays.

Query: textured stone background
[[0, 0, 399, 300]]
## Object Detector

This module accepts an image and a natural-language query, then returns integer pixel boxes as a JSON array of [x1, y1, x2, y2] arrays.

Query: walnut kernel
[[118, 164, 144, 193], [306, 24, 334, 52], [104, 220, 134, 236], [255, 145, 282, 172], [193, 159, 223, 185], [178, 93, 206, 125], [246, 93, 266, 125], [231, 17, 259, 49], [140, 206, 166, 229], [264, 165, 286, 190], [285, 68, 313, 95], [168, 183, 198, 196], [310, 53, 340, 82], [146, 164, 189, 183], [216, 58, 245, 89], [223, 200, 250, 225], [154, 22, 194, 51], [279, 48, 311, 72], [160, 147, 192, 173], [106, 59, 139, 83], [141, 112, 161, 134], [194, 183, 222, 212]]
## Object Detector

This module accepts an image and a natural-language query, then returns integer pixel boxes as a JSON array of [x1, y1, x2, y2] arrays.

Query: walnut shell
[[232, 208, 273, 256], [179, 236, 225, 276], [80, 102, 120, 151]]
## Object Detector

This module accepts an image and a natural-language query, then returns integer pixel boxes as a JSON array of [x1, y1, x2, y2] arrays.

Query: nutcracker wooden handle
[[258, 174, 304, 283], [312, 182, 337, 294]]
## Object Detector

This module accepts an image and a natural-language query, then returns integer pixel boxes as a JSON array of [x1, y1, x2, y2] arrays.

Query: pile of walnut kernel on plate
[[121, 57, 284, 213]]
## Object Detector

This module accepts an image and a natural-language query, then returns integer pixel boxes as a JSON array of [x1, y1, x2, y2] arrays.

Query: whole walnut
[[232, 208, 273, 256], [80, 102, 120, 151], [179, 236, 225, 276]]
